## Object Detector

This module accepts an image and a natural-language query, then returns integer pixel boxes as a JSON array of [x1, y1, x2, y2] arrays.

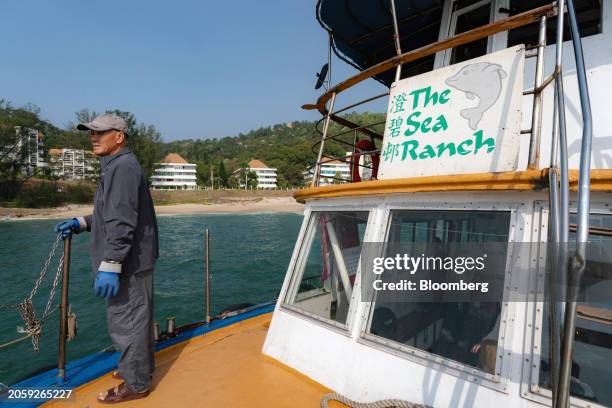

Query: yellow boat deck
[[43, 313, 340, 407]]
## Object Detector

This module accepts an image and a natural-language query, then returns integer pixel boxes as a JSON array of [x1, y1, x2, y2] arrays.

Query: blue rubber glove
[[54, 218, 81, 240], [93, 272, 120, 299]]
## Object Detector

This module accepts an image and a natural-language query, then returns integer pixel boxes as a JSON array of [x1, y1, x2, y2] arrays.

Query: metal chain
[[0, 233, 65, 350], [42, 252, 64, 319], [29, 234, 62, 301], [0, 234, 62, 310]]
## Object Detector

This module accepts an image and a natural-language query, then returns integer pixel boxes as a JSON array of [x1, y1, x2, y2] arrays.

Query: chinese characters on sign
[[378, 46, 525, 179]]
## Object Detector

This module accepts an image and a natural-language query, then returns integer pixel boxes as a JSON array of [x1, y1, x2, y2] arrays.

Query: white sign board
[[378, 45, 525, 179]]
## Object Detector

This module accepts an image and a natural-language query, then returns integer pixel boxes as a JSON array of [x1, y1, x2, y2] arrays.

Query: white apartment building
[[244, 159, 277, 189], [151, 153, 197, 190], [2, 127, 45, 175], [47, 148, 97, 180], [304, 158, 351, 186]]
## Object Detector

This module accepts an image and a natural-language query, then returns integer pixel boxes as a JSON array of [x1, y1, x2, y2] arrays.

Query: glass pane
[[507, 0, 602, 48], [451, 4, 491, 64], [285, 211, 369, 325], [539, 213, 612, 406], [368, 210, 511, 374]]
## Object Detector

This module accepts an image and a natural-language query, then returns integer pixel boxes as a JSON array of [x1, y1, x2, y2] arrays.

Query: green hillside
[[0, 101, 385, 193]]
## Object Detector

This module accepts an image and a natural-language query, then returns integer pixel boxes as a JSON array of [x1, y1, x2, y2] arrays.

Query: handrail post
[[556, 0, 594, 406], [312, 92, 337, 187], [527, 15, 547, 169], [204, 228, 211, 324], [549, 1, 567, 404], [57, 236, 71, 385], [389, 0, 403, 82]]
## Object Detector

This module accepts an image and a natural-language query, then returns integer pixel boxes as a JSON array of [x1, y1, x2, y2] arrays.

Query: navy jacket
[[79, 147, 159, 275]]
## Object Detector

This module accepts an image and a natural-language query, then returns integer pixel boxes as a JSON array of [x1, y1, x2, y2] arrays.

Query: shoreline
[[0, 197, 304, 221]]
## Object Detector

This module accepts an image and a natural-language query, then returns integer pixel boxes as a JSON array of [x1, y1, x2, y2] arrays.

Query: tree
[[233, 161, 249, 189], [195, 160, 210, 187], [218, 160, 228, 188], [71, 109, 99, 129], [0, 100, 64, 200], [247, 170, 258, 189]]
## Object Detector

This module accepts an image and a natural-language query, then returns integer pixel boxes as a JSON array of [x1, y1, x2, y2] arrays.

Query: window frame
[[280, 199, 378, 335], [434, 0, 510, 68], [358, 199, 523, 393], [522, 200, 612, 408]]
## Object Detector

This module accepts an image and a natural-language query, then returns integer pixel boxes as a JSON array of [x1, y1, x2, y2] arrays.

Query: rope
[[320, 393, 427, 408], [0, 234, 66, 350], [0, 334, 31, 349], [67, 305, 78, 341]]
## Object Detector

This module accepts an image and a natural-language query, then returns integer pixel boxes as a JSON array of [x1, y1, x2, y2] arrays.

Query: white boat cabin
[[264, 1, 612, 407]]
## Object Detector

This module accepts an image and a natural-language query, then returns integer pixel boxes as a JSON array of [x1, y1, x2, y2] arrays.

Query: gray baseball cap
[[77, 114, 128, 135]]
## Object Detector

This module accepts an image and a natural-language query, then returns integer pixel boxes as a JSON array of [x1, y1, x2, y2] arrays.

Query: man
[[54, 113, 159, 404]]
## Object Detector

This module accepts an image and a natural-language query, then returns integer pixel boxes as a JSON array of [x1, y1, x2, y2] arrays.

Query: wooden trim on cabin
[[294, 169, 612, 203], [570, 169, 612, 192]]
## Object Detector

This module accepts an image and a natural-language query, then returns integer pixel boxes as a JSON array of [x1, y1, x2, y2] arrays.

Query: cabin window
[[366, 210, 511, 375], [507, 0, 602, 48], [537, 213, 612, 407], [449, 1, 493, 64], [284, 211, 369, 325], [436, 0, 509, 67]]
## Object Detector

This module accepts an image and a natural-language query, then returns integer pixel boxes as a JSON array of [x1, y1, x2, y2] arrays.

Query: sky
[[0, 0, 387, 141]]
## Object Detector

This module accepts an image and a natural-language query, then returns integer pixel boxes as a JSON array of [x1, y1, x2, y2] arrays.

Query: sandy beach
[[0, 196, 304, 221]]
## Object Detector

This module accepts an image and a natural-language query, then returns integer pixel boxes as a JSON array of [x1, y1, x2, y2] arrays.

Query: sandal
[[97, 382, 150, 404]]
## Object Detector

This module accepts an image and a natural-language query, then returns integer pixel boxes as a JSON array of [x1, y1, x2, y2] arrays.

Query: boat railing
[[306, 91, 387, 184], [554, 0, 593, 406], [306, 3, 557, 187]]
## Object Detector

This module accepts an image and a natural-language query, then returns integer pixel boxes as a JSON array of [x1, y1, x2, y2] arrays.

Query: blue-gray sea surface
[[0, 213, 302, 385]]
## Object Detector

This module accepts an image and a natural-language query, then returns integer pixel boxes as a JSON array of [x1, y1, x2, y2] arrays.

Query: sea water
[[0, 213, 302, 385]]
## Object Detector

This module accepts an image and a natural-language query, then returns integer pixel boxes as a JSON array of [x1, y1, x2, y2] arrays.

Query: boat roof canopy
[[316, 0, 443, 86]]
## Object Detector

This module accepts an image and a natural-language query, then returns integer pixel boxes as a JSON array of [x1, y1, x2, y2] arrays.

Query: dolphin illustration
[[445, 62, 507, 130]]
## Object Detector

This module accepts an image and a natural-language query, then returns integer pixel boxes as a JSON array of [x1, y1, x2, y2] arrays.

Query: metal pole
[[312, 92, 337, 187], [527, 16, 547, 169], [549, 1, 567, 403], [556, 0, 593, 406], [57, 236, 71, 385], [390, 0, 403, 82], [567, 0, 593, 262], [555, 0, 569, 247], [557, 37, 570, 357], [204, 228, 211, 324], [325, 221, 353, 301], [327, 32, 333, 90], [548, 85, 561, 404]]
